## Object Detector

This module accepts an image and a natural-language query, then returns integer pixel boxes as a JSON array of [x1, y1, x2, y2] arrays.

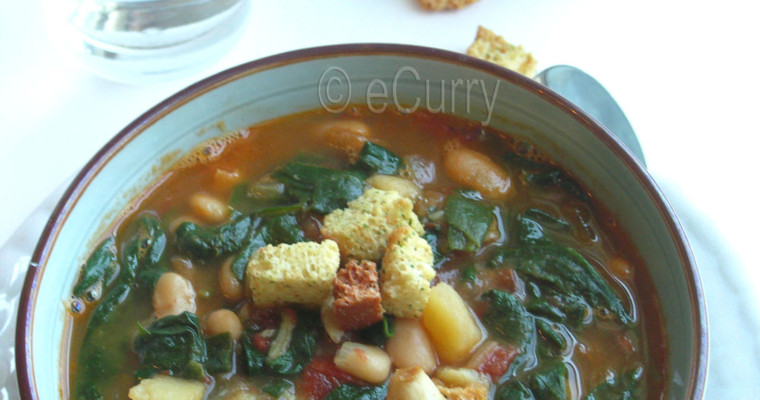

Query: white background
[[1, 0, 759, 397]]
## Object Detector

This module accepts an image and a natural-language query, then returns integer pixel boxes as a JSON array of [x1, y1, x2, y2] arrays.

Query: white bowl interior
[[29, 51, 700, 399]]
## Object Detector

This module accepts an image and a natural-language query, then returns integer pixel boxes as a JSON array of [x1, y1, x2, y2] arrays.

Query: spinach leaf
[[176, 215, 252, 259], [445, 191, 494, 252], [272, 159, 365, 214], [490, 244, 630, 324], [535, 319, 567, 356], [530, 363, 569, 400], [526, 293, 589, 329], [482, 290, 534, 348], [523, 208, 571, 230], [359, 315, 395, 347], [324, 383, 387, 400], [262, 378, 293, 397], [517, 209, 571, 245], [74, 216, 166, 399], [267, 214, 305, 245], [205, 332, 234, 374], [517, 214, 549, 245], [265, 311, 320, 375], [73, 237, 118, 298], [526, 171, 589, 202], [88, 215, 165, 330], [504, 153, 589, 201], [312, 173, 365, 214], [74, 385, 105, 400], [133, 312, 207, 380], [231, 222, 269, 281], [356, 142, 403, 175], [422, 229, 443, 266], [584, 366, 643, 400], [496, 381, 536, 400], [241, 328, 266, 375], [461, 264, 477, 282]]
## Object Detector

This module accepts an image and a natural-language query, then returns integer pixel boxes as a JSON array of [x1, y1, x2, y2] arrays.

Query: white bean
[[321, 298, 345, 343], [367, 175, 421, 199], [334, 342, 392, 384], [189, 192, 229, 223], [316, 120, 371, 159], [443, 148, 511, 199], [153, 272, 196, 318], [219, 257, 244, 302], [205, 309, 243, 340], [213, 168, 242, 191], [386, 318, 438, 373]]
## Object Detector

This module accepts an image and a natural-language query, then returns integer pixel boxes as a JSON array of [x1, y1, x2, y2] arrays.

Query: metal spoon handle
[[536, 65, 646, 166]]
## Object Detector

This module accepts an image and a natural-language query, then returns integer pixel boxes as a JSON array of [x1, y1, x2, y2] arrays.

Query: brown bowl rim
[[15, 43, 707, 399]]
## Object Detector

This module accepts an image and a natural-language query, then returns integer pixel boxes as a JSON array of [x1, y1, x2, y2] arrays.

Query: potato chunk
[[387, 367, 446, 400], [128, 375, 205, 400], [422, 283, 483, 364]]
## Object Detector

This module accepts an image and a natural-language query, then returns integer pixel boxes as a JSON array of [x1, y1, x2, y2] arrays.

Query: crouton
[[333, 259, 384, 330], [127, 375, 205, 400], [418, 0, 479, 11], [380, 226, 435, 318], [321, 188, 423, 261], [433, 367, 490, 400], [467, 26, 537, 77], [246, 240, 340, 307]]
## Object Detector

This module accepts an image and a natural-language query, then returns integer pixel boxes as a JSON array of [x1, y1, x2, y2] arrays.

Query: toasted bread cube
[[422, 283, 483, 363], [127, 375, 205, 400], [333, 259, 384, 330], [246, 240, 340, 307], [322, 188, 423, 261], [380, 226, 435, 318], [467, 26, 537, 77], [417, 0, 478, 11]]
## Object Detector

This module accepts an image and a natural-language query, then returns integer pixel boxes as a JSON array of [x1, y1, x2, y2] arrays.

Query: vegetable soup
[[66, 107, 666, 400]]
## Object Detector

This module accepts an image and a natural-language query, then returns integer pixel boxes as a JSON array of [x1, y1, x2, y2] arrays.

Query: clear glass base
[[46, 0, 251, 84]]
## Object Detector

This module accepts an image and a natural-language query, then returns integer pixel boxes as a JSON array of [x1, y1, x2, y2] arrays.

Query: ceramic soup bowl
[[16, 44, 707, 399]]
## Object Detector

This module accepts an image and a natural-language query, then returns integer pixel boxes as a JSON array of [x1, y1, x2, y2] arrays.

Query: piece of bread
[[333, 259, 384, 330], [418, 0, 479, 11], [246, 240, 340, 307], [380, 226, 435, 318], [467, 26, 537, 77], [321, 188, 423, 261], [128, 375, 205, 400]]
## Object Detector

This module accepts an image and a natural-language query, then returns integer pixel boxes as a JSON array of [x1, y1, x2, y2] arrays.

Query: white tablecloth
[[2, 0, 759, 398]]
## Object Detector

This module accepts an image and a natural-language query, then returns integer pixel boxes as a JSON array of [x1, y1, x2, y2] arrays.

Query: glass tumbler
[[48, 0, 251, 83]]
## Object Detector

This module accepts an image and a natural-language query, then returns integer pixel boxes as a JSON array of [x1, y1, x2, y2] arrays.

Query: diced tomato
[[245, 304, 280, 331], [300, 357, 365, 400], [495, 268, 517, 292], [252, 333, 271, 353], [476, 345, 519, 381]]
